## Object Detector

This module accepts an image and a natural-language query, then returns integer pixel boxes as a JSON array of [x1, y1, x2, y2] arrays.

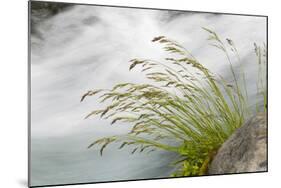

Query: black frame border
[[28, 1, 269, 187]]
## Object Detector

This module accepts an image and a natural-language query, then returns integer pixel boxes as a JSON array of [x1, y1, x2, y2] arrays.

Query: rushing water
[[30, 4, 266, 186]]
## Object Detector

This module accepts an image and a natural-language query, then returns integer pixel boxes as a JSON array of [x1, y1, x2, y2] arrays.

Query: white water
[[30, 4, 266, 186]]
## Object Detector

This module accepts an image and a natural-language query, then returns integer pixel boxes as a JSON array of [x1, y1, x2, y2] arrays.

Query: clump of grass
[[81, 28, 267, 176], [254, 42, 267, 112]]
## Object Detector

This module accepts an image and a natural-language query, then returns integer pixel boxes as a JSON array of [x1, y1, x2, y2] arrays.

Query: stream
[[30, 4, 266, 186]]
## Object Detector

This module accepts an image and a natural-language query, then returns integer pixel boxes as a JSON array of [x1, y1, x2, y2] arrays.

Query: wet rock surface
[[208, 113, 267, 174], [30, 1, 73, 34]]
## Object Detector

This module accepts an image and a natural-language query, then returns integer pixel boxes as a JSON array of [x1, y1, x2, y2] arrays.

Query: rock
[[208, 113, 267, 174], [30, 1, 73, 16]]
